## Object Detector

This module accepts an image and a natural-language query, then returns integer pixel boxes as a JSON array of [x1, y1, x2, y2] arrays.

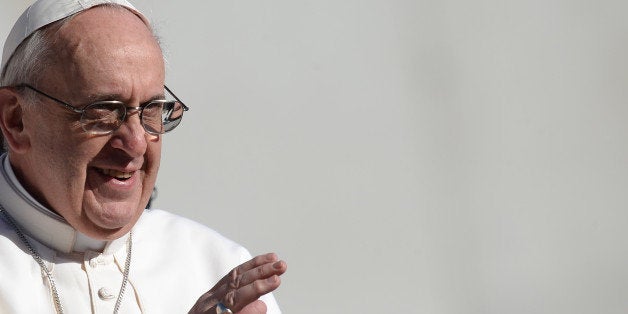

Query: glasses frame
[[12, 83, 189, 135]]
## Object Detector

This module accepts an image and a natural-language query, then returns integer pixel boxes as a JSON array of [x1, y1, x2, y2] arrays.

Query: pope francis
[[0, 0, 287, 313]]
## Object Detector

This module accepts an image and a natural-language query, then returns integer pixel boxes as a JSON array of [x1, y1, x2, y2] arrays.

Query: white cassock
[[0, 154, 281, 314]]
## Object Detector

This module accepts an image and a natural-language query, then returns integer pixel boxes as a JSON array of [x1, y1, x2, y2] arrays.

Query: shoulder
[[135, 209, 241, 246], [132, 209, 251, 267], [129, 210, 283, 313], [128, 209, 256, 311]]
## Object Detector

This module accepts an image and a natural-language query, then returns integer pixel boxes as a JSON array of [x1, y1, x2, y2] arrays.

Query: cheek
[[37, 144, 91, 192], [138, 141, 161, 206], [30, 127, 105, 186], [27, 109, 83, 154]]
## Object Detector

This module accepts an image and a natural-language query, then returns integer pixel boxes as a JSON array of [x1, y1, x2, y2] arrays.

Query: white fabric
[[1, 0, 148, 73], [0, 154, 281, 313]]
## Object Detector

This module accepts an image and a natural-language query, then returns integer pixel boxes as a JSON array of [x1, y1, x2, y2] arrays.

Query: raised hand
[[189, 253, 287, 313]]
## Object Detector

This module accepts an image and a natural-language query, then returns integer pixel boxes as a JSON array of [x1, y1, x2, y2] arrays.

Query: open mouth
[[98, 168, 133, 181]]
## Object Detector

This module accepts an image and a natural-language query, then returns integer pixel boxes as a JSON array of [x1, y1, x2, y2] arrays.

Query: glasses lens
[[81, 102, 125, 134], [142, 102, 165, 134], [161, 101, 185, 133]]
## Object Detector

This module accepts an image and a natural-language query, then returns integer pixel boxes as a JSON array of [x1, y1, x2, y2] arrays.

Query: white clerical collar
[[0, 153, 127, 254]]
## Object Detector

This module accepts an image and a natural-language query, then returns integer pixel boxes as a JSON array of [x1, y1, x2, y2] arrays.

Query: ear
[[0, 88, 31, 154]]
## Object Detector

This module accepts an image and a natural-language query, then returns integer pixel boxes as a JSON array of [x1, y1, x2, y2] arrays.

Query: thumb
[[236, 300, 267, 314]]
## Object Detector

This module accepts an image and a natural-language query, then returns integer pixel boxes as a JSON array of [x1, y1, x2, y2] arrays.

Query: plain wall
[[3, 1, 628, 313]]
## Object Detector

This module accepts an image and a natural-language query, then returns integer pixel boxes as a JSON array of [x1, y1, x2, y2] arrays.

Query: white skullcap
[[1, 0, 148, 74]]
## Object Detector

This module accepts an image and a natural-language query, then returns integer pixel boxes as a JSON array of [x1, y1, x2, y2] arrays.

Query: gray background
[[3, 1, 628, 313]]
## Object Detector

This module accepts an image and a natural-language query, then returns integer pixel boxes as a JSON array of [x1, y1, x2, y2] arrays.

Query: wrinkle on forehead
[[45, 6, 164, 102]]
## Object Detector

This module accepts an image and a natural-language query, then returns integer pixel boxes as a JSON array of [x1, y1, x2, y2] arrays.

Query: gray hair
[[0, 24, 61, 99]]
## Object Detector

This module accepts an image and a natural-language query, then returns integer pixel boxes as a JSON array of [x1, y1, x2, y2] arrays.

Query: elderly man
[[0, 0, 287, 313]]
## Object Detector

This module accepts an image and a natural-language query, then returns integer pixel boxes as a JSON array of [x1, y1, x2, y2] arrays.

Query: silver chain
[[0, 206, 132, 314]]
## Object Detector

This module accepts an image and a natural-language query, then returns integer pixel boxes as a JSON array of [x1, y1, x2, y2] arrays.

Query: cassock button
[[98, 287, 116, 300]]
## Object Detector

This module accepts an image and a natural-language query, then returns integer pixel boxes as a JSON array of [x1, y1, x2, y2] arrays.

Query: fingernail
[[273, 261, 283, 270]]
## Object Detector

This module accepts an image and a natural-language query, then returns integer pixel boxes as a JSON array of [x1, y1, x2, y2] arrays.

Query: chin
[[84, 202, 143, 233]]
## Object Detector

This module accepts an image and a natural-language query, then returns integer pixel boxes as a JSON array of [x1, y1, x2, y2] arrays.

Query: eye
[[80, 102, 125, 133], [142, 102, 165, 134]]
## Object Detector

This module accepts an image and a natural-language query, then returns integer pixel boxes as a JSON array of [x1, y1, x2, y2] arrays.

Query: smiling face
[[9, 6, 165, 240]]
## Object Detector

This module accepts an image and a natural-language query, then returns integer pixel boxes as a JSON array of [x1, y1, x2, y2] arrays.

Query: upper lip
[[91, 156, 144, 178]]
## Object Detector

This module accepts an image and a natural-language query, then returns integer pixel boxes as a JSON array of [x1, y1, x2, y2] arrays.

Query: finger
[[237, 300, 267, 314], [210, 260, 286, 305], [213, 253, 279, 290], [223, 275, 282, 312], [239, 260, 287, 288]]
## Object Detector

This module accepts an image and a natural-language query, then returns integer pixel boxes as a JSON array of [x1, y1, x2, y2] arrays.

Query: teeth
[[100, 168, 132, 179]]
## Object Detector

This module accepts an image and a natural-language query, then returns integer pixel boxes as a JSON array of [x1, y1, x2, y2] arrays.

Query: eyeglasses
[[14, 84, 189, 135]]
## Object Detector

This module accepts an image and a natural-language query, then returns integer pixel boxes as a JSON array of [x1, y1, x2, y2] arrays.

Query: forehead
[[57, 6, 154, 50], [47, 6, 164, 100]]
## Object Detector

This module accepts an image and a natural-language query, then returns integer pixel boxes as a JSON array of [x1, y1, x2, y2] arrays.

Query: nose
[[109, 111, 150, 157]]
